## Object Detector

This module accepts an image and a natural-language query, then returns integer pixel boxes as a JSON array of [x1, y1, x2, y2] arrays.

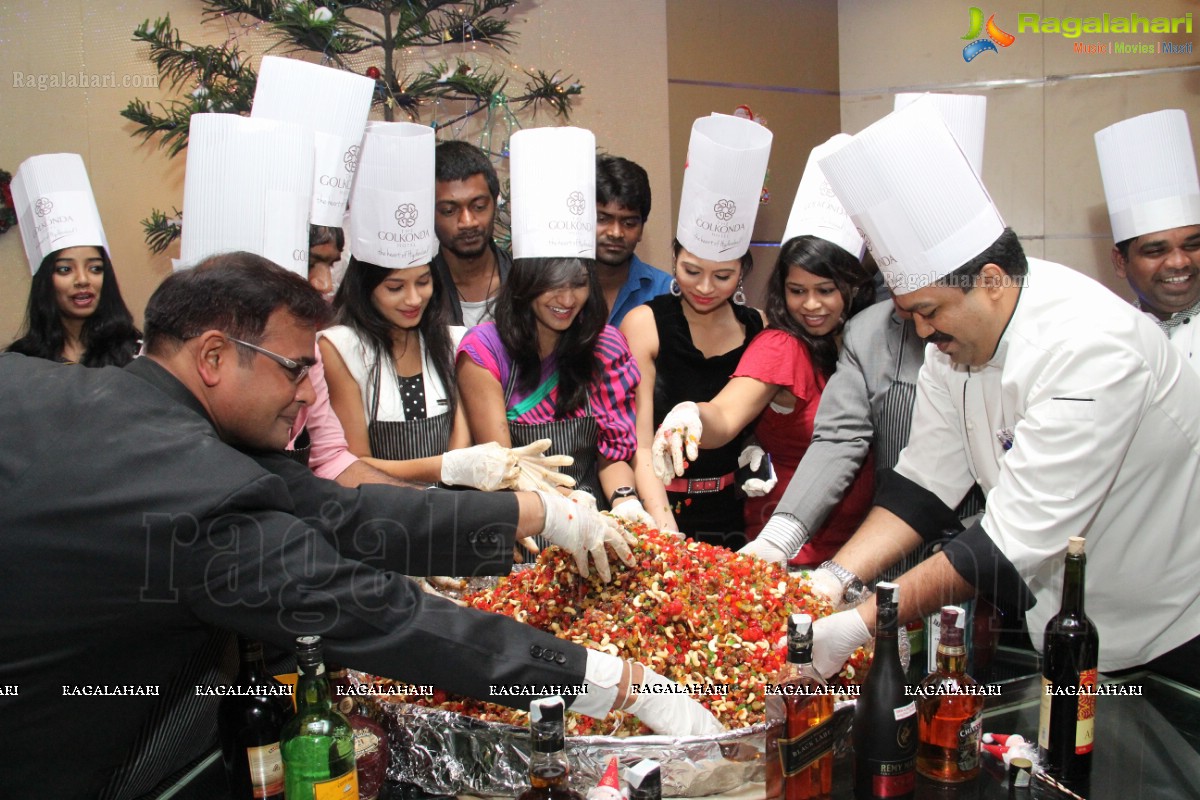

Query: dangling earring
[[670, 277, 682, 297], [733, 279, 747, 306]]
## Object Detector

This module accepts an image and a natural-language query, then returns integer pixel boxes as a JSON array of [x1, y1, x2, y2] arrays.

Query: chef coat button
[[542, 649, 555, 661], [530, 645, 543, 658], [467, 531, 477, 543], [1184, 317, 1190, 324], [554, 653, 567, 665]]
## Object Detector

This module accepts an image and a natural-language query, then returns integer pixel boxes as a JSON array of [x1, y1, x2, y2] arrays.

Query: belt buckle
[[687, 477, 721, 494]]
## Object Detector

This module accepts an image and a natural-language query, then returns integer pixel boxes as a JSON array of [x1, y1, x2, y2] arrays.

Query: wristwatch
[[609, 486, 639, 505], [819, 560, 867, 605]]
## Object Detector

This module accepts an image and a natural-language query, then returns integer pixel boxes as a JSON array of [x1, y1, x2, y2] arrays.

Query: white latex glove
[[738, 536, 791, 565], [510, 439, 576, 492], [568, 489, 598, 512], [737, 445, 777, 497], [812, 609, 871, 679], [440, 442, 519, 490], [574, 651, 722, 736], [626, 665, 725, 736], [651, 401, 702, 484], [807, 567, 848, 610], [609, 498, 658, 530], [536, 490, 635, 583]]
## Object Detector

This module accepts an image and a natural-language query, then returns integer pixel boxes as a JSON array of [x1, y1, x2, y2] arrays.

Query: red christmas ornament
[[366, 66, 381, 80]]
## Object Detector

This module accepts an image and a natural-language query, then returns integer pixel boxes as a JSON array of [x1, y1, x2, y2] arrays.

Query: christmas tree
[[123, 0, 583, 253]]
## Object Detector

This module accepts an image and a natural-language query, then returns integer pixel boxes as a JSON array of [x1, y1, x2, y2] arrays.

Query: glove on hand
[[651, 401, 702, 484], [811, 609, 871, 679], [738, 536, 791, 565], [440, 442, 520, 490], [510, 439, 576, 492], [609, 497, 657, 530], [737, 445, 777, 497], [537, 490, 635, 582]]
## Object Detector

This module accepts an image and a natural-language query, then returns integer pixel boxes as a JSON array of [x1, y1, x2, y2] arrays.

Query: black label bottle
[[281, 636, 359, 800], [916, 606, 983, 782], [853, 582, 917, 799], [626, 758, 661, 800], [517, 696, 584, 800], [766, 613, 834, 800], [1037, 536, 1098, 790], [218, 637, 290, 800]]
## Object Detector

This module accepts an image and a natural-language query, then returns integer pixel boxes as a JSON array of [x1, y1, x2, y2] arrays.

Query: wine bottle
[[517, 696, 585, 800], [916, 606, 983, 782], [853, 582, 916, 799], [328, 666, 389, 800], [766, 613, 834, 800], [217, 637, 290, 800], [281, 636, 359, 800], [626, 759, 662, 800], [1037, 536, 1098, 789]]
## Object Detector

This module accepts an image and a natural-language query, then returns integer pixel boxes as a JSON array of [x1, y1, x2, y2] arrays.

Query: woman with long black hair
[[8, 154, 140, 366]]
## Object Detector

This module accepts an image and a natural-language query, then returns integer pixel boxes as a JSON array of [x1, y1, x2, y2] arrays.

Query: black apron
[[505, 369, 601, 550], [365, 360, 453, 463], [283, 428, 312, 467]]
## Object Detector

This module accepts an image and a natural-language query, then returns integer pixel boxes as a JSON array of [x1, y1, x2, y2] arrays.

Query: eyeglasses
[[226, 336, 311, 384]]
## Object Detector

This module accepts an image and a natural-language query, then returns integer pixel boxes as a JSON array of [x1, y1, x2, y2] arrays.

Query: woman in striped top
[[457, 257, 647, 520]]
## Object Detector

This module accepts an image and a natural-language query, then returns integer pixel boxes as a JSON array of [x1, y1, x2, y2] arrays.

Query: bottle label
[[893, 701, 916, 721], [1037, 676, 1051, 749], [869, 758, 916, 797], [311, 768, 358, 799], [778, 715, 836, 776], [957, 710, 982, 772], [1076, 668, 1097, 755], [245, 742, 284, 798]]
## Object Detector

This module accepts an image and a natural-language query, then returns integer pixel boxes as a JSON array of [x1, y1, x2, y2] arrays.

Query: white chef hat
[[11, 153, 109, 275], [179, 113, 314, 276], [893, 93, 987, 175], [818, 101, 1005, 296], [1095, 109, 1200, 243], [509, 126, 596, 259], [676, 114, 772, 261], [346, 121, 437, 269], [781, 134, 865, 259], [251, 56, 375, 227]]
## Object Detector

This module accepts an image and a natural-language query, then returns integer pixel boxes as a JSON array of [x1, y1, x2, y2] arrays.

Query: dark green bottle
[[280, 636, 359, 799]]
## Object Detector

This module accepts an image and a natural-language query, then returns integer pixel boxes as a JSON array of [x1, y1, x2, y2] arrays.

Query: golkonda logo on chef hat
[[394, 203, 418, 228], [35, 197, 54, 217], [714, 198, 736, 221], [962, 7, 1016, 61], [566, 190, 586, 216], [344, 144, 360, 173]]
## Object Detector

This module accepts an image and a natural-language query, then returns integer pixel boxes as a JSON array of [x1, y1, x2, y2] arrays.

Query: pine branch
[[514, 69, 582, 119], [142, 208, 184, 254]]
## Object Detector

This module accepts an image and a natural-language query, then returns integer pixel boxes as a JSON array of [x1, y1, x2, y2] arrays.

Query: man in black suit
[[0, 253, 718, 798]]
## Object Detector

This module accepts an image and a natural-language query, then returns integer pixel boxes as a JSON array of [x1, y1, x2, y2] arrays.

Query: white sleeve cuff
[[757, 513, 808, 557]]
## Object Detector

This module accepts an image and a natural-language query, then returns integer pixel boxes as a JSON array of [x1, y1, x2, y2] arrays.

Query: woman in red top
[[656, 235, 875, 567]]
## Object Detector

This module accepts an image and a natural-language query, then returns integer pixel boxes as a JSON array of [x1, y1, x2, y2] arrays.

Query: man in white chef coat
[[806, 102, 1200, 689], [1095, 109, 1200, 372]]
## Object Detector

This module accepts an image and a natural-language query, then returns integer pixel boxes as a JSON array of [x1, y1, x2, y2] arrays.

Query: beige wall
[[839, 0, 1200, 299], [666, 0, 842, 306], [0, 0, 671, 340]]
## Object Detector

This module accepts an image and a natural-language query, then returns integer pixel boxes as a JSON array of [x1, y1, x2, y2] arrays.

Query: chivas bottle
[[1038, 537, 1098, 789], [766, 613, 833, 799], [916, 606, 983, 782], [328, 666, 388, 800], [853, 582, 916, 799], [517, 696, 584, 800]]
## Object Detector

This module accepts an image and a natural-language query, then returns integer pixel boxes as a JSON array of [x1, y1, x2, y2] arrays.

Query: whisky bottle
[[1037, 537, 1098, 789], [626, 759, 661, 800], [853, 582, 916, 799], [916, 606, 983, 782], [280, 636, 359, 800], [328, 666, 389, 800], [517, 696, 584, 800], [217, 637, 290, 800], [766, 613, 834, 799]]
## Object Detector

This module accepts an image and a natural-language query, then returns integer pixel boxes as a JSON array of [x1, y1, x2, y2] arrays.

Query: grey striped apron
[[367, 414, 451, 462], [505, 370, 601, 550]]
